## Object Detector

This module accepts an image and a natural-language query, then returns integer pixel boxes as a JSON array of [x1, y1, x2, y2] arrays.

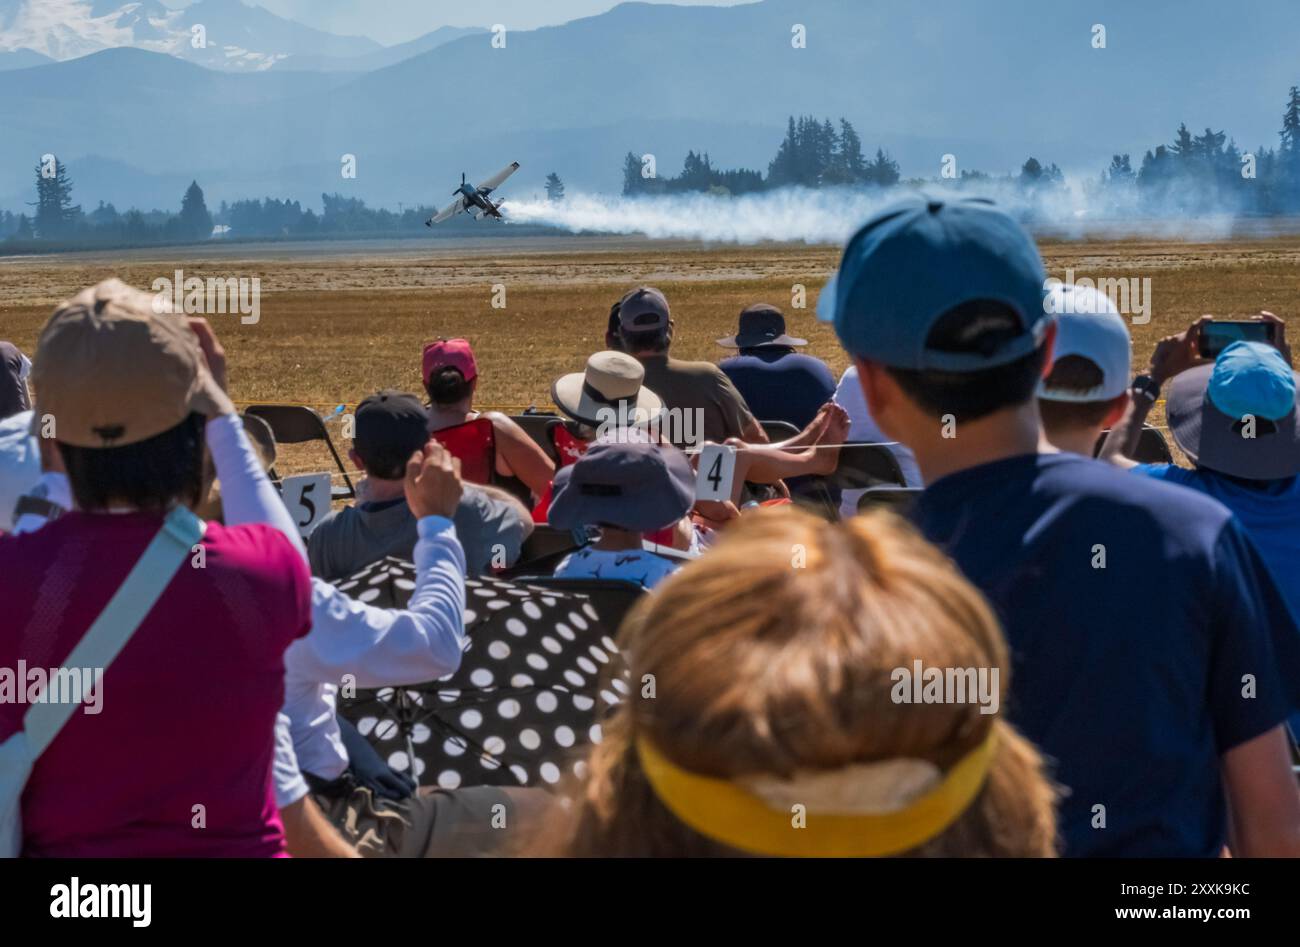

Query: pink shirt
[[0, 512, 311, 857]]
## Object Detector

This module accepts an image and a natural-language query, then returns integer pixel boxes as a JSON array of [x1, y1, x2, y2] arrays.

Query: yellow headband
[[636, 731, 998, 857]]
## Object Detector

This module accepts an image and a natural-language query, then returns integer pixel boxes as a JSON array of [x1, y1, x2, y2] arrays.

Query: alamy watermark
[[593, 404, 707, 448], [152, 269, 261, 325], [0, 662, 103, 714], [890, 660, 1000, 715], [1045, 269, 1151, 324]]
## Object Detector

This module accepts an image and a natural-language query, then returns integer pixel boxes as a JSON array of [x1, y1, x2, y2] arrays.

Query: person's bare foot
[[808, 404, 850, 475], [781, 402, 833, 449]]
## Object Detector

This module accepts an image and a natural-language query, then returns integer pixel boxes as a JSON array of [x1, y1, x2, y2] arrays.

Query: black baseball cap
[[717, 304, 808, 349], [353, 390, 429, 472]]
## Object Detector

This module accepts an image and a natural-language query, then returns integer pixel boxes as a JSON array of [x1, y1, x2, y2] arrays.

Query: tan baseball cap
[[32, 278, 233, 448]]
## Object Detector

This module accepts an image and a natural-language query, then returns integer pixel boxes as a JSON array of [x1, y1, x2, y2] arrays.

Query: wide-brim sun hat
[[552, 350, 664, 428]]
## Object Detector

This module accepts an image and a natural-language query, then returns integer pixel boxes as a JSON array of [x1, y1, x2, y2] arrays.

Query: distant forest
[[623, 116, 903, 195], [625, 91, 1300, 216], [4, 86, 1300, 251]]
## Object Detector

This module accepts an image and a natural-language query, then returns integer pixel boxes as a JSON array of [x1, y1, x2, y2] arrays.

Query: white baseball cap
[[1039, 283, 1132, 402]]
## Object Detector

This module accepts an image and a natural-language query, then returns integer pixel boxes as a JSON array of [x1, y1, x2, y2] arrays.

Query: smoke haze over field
[[501, 184, 1269, 245]]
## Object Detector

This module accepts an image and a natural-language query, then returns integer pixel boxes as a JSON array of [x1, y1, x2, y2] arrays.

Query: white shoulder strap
[[21, 506, 205, 758]]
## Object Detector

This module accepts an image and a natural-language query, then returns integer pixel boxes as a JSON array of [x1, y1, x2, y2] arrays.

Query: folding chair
[[1094, 426, 1174, 465], [244, 404, 355, 499], [549, 422, 588, 468], [791, 443, 906, 518], [519, 576, 646, 633], [759, 419, 801, 443], [431, 417, 496, 486], [510, 412, 563, 464], [499, 525, 587, 579], [829, 443, 908, 491], [857, 486, 924, 515]]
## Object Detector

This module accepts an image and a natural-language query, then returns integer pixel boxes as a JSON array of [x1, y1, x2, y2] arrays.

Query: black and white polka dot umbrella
[[336, 558, 634, 790]]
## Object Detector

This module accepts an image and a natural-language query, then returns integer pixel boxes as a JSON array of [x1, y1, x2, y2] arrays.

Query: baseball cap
[[618, 287, 671, 333], [548, 439, 694, 532], [716, 304, 808, 349], [422, 338, 478, 387], [353, 389, 429, 461], [32, 278, 232, 448], [1039, 283, 1132, 402], [1166, 341, 1300, 480], [820, 195, 1050, 371]]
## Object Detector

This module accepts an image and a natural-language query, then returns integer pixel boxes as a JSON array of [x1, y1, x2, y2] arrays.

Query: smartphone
[[1198, 320, 1277, 359]]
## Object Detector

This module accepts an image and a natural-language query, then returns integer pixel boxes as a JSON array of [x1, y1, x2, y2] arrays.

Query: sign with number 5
[[694, 443, 737, 503], [279, 473, 332, 537]]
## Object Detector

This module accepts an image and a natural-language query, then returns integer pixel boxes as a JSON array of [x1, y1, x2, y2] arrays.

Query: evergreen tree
[[817, 118, 838, 183], [864, 148, 901, 186], [768, 116, 800, 187], [1280, 86, 1300, 155], [1279, 86, 1300, 208], [1105, 154, 1134, 185], [178, 180, 213, 239], [622, 151, 646, 195], [822, 119, 866, 184], [544, 172, 566, 202], [31, 157, 79, 239]]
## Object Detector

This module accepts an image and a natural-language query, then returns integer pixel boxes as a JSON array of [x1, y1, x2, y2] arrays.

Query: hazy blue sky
[[234, 0, 756, 45]]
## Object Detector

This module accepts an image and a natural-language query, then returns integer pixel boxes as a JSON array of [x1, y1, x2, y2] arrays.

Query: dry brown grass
[[4, 234, 1299, 476]]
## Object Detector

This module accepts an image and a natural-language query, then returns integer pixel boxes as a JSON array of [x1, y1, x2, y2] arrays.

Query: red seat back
[[550, 424, 588, 468], [432, 417, 496, 486]]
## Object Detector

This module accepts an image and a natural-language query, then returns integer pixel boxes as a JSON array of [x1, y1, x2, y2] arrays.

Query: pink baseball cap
[[422, 338, 478, 386]]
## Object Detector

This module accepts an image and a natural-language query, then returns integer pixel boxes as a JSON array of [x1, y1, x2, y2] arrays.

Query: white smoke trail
[[501, 183, 1265, 244]]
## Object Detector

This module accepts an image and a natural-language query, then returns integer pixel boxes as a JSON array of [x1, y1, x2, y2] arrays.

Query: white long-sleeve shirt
[[206, 415, 467, 806]]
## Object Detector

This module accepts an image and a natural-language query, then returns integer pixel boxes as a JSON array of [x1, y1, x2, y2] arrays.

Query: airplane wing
[[428, 196, 466, 225], [476, 161, 520, 195]]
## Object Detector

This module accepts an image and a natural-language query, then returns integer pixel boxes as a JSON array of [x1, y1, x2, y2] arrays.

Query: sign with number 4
[[279, 473, 332, 537], [694, 444, 737, 503]]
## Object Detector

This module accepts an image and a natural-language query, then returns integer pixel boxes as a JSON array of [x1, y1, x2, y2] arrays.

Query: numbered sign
[[694, 444, 737, 503], [279, 473, 332, 537]]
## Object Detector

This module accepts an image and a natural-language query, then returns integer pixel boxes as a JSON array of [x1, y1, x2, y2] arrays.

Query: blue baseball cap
[[1166, 341, 1300, 480], [819, 195, 1051, 371]]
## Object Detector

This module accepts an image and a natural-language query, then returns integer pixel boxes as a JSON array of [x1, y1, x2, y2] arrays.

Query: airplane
[[426, 161, 521, 225]]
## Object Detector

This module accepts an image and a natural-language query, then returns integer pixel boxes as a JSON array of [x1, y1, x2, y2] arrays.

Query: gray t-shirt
[[308, 486, 527, 581]]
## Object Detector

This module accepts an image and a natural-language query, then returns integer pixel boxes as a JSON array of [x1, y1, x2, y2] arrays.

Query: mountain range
[[0, 0, 1297, 213]]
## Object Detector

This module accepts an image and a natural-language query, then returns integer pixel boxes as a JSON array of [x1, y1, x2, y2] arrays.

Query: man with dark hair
[[717, 304, 835, 430], [618, 286, 767, 447], [0, 279, 311, 857], [308, 389, 531, 579], [822, 195, 1300, 858]]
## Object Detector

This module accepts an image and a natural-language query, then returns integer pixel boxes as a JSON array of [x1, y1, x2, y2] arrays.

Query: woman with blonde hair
[[529, 506, 1057, 857]]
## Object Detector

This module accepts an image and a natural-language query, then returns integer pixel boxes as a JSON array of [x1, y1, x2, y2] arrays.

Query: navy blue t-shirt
[[719, 349, 836, 430], [913, 452, 1300, 857]]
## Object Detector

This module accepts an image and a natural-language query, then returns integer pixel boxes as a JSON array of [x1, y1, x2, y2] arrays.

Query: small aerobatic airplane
[[426, 161, 521, 225]]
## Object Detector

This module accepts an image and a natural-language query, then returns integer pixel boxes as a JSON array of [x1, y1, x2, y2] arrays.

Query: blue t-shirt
[[1133, 463, 1300, 737], [719, 350, 836, 430], [913, 452, 1300, 857]]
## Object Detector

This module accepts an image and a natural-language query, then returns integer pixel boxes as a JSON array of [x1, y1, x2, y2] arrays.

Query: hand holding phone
[[1197, 317, 1280, 359]]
